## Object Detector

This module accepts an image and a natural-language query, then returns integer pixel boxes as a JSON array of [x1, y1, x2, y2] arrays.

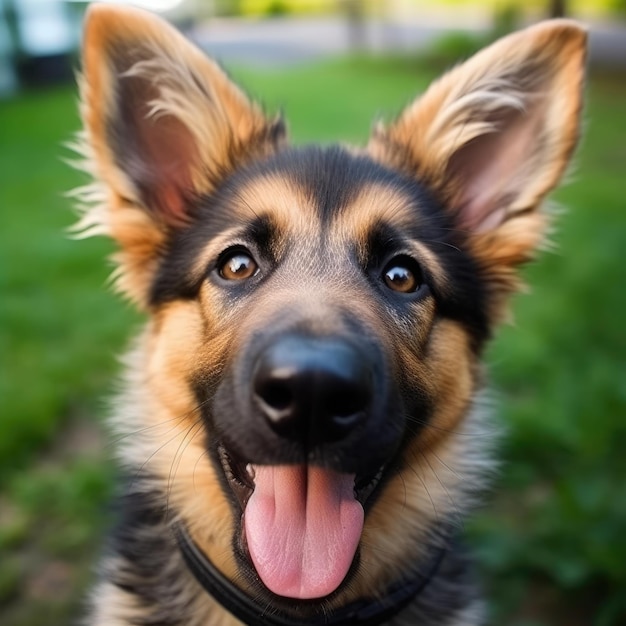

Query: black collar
[[173, 522, 446, 626]]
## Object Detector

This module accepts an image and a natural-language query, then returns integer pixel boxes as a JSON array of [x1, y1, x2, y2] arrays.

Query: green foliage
[[611, 0, 626, 15], [1, 61, 625, 625], [237, 0, 335, 17], [423, 31, 487, 64], [420, 3, 523, 67], [265, 0, 290, 16]]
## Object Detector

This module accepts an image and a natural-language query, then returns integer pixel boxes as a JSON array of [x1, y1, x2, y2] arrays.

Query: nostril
[[326, 388, 368, 420], [256, 379, 293, 412]]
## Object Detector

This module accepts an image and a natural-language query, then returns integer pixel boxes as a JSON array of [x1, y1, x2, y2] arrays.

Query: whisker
[[128, 420, 197, 491], [192, 448, 212, 494], [126, 399, 212, 489], [421, 238, 463, 254], [404, 413, 498, 438], [406, 461, 439, 524], [431, 451, 464, 481], [166, 419, 205, 520], [106, 414, 188, 449], [110, 395, 213, 449], [419, 450, 463, 527]]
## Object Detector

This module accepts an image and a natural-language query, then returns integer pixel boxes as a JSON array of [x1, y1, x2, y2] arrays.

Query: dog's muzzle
[[209, 328, 402, 602]]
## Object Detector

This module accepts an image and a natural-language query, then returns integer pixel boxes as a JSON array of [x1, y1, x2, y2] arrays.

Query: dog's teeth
[[246, 464, 255, 480]]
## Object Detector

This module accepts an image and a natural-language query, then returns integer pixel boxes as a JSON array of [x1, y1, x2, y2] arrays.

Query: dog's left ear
[[76, 4, 284, 305], [369, 20, 586, 315]]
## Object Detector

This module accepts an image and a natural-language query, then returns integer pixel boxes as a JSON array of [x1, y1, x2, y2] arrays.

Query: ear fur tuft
[[369, 20, 587, 318], [72, 4, 285, 306]]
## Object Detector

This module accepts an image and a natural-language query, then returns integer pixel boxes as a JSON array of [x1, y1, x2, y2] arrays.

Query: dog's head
[[77, 4, 585, 612]]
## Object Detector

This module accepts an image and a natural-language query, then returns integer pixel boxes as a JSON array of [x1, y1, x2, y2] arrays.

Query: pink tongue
[[244, 465, 364, 599]]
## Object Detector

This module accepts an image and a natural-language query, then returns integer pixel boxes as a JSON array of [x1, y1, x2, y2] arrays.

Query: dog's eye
[[382, 257, 422, 293], [218, 249, 258, 281]]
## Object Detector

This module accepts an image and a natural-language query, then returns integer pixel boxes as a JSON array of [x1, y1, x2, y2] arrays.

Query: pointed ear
[[74, 4, 285, 305], [369, 20, 586, 313]]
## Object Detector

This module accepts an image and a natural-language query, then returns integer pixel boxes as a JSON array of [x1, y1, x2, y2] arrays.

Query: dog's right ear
[[368, 20, 586, 322], [74, 4, 285, 305]]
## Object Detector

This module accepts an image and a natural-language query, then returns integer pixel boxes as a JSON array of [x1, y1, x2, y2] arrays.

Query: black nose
[[252, 335, 372, 446]]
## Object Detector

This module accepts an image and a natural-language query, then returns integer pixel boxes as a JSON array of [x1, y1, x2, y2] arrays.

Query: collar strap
[[173, 522, 446, 626]]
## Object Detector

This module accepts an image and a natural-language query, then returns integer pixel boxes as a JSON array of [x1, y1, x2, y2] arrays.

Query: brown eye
[[383, 257, 421, 293], [218, 250, 258, 281]]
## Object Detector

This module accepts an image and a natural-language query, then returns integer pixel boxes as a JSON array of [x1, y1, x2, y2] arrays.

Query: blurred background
[[0, 1, 625, 625]]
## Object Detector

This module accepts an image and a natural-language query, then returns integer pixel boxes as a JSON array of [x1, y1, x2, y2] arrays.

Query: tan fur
[[146, 302, 239, 576]]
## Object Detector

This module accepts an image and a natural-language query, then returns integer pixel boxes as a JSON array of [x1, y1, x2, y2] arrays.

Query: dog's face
[[157, 149, 488, 599], [77, 4, 585, 611]]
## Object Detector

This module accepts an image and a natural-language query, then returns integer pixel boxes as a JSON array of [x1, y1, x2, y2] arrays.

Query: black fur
[[151, 145, 490, 349]]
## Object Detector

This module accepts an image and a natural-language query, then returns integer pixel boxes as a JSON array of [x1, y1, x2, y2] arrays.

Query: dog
[[73, 5, 586, 625]]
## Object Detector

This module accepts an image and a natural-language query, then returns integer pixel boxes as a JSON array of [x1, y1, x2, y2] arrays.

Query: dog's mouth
[[218, 444, 386, 600]]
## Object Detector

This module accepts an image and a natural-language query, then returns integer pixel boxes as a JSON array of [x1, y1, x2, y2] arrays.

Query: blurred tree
[[549, 0, 567, 17], [340, 0, 366, 51]]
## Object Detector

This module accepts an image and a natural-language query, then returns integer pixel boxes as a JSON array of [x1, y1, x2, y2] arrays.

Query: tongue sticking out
[[244, 465, 364, 599]]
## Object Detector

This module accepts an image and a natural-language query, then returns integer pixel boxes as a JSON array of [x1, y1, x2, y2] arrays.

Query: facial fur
[[76, 5, 586, 625]]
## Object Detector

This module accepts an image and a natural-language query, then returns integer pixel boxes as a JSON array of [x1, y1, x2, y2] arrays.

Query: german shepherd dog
[[75, 5, 586, 625]]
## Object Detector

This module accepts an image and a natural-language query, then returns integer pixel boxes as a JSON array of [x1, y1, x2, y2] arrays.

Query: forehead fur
[[164, 144, 450, 251], [150, 146, 436, 287], [224, 144, 434, 225]]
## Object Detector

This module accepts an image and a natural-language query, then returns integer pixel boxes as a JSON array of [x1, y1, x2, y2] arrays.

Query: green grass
[[0, 88, 137, 474], [1, 58, 625, 625]]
